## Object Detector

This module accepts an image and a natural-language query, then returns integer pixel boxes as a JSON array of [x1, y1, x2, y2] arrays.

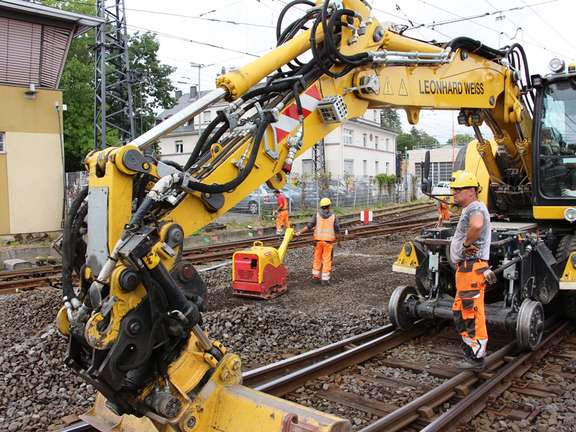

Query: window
[[375, 136, 379, 149], [375, 161, 379, 174], [0, 132, 4, 153], [343, 128, 353, 145], [363, 160, 367, 176], [373, 110, 378, 122], [302, 159, 314, 176], [203, 111, 211, 123], [363, 133, 367, 147], [386, 138, 390, 151], [386, 161, 390, 174], [538, 81, 576, 198], [175, 140, 184, 153], [344, 159, 354, 175]]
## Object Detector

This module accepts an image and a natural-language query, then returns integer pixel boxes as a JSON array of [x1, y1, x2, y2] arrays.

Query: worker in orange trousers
[[296, 197, 340, 285], [273, 189, 290, 235], [437, 200, 451, 226]]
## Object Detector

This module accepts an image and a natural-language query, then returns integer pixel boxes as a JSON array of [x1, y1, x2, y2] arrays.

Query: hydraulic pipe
[[130, 88, 227, 150]]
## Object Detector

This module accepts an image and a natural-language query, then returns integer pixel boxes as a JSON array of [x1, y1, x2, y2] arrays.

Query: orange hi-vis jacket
[[313, 213, 336, 241]]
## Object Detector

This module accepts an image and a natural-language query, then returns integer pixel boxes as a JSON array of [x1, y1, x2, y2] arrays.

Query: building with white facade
[[157, 87, 227, 167], [157, 89, 398, 178], [293, 109, 398, 179], [406, 144, 464, 185]]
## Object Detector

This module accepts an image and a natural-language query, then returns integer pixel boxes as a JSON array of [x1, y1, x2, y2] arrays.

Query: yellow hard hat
[[319, 197, 331, 207], [450, 170, 479, 189]]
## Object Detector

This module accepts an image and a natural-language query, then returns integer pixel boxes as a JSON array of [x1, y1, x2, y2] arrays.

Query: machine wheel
[[388, 285, 418, 330], [516, 299, 544, 351]]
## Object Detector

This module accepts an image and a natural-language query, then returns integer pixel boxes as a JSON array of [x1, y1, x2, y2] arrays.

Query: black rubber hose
[[184, 112, 226, 171], [446, 37, 505, 60], [276, 0, 315, 42], [183, 114, 271, 193], [62, 186, 88, 301]]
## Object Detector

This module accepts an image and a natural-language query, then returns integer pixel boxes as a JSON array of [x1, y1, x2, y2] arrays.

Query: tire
[[248, 201, 259, 215], [388, 285, 418, 330], [516, 299, 544, 351]]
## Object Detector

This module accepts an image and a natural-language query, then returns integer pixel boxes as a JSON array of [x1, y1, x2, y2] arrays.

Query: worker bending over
[[274, 189, 290, 235], [449, 171, 491, 370], [296, 198, 340, 285]]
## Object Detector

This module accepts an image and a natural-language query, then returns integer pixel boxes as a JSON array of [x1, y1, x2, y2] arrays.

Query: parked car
[[431, 181, 451, 196]]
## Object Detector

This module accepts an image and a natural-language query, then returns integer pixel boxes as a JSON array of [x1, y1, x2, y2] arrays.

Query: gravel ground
[[0, 233, 412, 430], [1, 231, 574, 431]]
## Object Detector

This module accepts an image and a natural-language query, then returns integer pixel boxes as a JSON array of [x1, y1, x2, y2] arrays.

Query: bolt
[[232, 359, 241, 371], [128, 320, 142, 335], [373, 26, 384, 43], [221, 370, 230, 381], [489, 96, 495, 106], [187, 416, 197, 428], [142, 162, 150, 170]]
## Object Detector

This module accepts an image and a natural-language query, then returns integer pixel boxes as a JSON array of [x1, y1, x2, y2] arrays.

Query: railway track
[[0, 203, 435, 295], [60, 322, 428, 432], [60, 319, 573, 432]]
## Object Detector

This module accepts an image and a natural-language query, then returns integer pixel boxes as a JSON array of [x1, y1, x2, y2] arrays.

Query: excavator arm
[[57, 1, 533, 430]]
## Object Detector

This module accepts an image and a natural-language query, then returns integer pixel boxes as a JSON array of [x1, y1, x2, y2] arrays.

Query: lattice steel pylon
[[313, 139, 326, 174], [94, 0, 135, 149]]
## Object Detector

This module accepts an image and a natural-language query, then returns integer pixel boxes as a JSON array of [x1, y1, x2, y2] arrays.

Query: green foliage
[[44, 1, 175, 170], [446, 133, 475, 145], [129, 32, 176, 136], [374, 173, 397, 187], [396, 126, 439, 152], [380, 108, 402, 132]]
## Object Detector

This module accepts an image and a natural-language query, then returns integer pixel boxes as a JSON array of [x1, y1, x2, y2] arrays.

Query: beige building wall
[[0, 154, 9, 234], [0, 85, 64, 234]]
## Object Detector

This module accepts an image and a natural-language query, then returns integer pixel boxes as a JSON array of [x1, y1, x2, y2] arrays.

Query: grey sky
[[124, 0, 575, 143]]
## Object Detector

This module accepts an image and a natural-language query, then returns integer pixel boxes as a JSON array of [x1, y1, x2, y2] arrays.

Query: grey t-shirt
[[449, 200, 491, 263]]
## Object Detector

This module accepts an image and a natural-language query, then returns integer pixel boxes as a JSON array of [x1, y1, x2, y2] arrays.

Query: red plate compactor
[[232, 228, 294, 299]]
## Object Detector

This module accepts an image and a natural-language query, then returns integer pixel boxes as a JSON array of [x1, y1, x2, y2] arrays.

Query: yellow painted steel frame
[[560, 252, 576, 290], [392, 241, 419, 275], [76, 1, 534, 430]]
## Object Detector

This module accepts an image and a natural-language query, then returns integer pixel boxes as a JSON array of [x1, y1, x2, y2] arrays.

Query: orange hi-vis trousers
[[275, 209, 290, 232], [452, 259, 489, 358], [312, 241, 333, 281], [439, 203, 450, 221]]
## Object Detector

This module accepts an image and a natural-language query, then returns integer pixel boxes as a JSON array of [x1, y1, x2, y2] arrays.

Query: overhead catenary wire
[[126, 24, 263, 57]]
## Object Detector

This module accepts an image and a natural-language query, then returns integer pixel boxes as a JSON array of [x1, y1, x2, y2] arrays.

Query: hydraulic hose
[[62, 186, 88, 302]]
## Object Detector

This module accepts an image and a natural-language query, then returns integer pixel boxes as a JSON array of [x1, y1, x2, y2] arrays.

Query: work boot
[[321, 280, 331, 286], [456, 356, 485, 371], [312, 278, 321, 285]]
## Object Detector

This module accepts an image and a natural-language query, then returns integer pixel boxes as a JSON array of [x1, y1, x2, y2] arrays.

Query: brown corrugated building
[[0, 0, 100, 234]]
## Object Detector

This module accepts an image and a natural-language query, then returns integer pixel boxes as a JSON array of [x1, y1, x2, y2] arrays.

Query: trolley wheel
[[516, 299, 544, 351], [388, 285, 418, 330]]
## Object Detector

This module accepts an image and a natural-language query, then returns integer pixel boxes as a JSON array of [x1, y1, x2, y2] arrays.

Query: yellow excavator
[[56, 0, 576, 430]]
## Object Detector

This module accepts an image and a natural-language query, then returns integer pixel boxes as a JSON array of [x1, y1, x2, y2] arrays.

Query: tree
[[45, 1, 176, 170], [396, 133, 417, 152], [128, 32, 176, 136], [447, 133, 475, 146], [380, 108, 401, 132], [397, 127, 439, 152]]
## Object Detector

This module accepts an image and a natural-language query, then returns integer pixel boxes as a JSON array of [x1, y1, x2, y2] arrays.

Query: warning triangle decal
[[383, 77, 393, 95], [399, 79, 408, 96]]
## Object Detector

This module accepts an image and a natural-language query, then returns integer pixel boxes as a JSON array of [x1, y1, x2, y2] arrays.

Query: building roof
[[157, 89, 227, 121], [0, 0, 102, 36]]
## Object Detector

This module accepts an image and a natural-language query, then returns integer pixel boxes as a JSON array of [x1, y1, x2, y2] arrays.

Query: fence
[[234, 174, 421, 217], [64, 171, 422, 218]]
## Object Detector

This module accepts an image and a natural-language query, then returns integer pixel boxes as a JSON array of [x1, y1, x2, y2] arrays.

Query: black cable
[[276, 0, 315, 42], [183, 113, 272, 193], [62, 186, 89, 301]]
